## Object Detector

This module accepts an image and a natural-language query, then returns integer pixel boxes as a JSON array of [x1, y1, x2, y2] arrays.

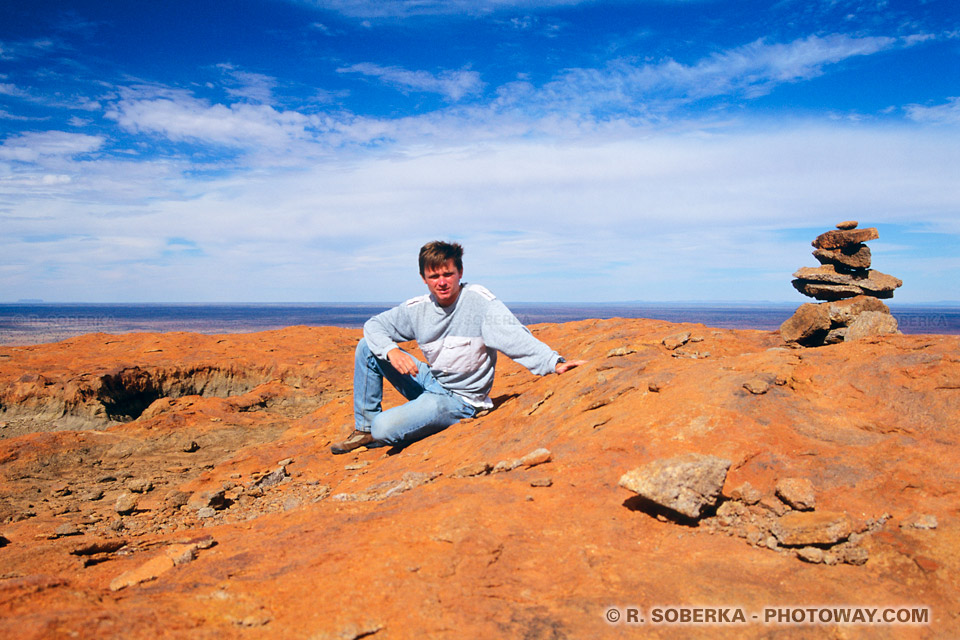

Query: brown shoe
[[331, 429, 376, 455]]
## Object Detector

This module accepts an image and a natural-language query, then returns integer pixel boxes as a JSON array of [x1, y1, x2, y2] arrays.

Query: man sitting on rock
[[331, 240, 584, 454]]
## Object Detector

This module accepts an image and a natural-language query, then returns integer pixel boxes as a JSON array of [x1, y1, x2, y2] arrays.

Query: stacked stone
[[780, 221, 902, 346]]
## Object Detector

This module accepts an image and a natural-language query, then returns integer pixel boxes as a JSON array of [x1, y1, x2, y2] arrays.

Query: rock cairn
[[780, 221, 902, 346]]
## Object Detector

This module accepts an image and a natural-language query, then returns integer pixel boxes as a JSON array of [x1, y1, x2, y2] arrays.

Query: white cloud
[[0, 131, 104, 163], [300, 0, 594, 19], [0, 82, 32, 99], [93, 31, 923, 160], [500, 34, 899, 115], [905, 97, 960, 125], [104, 86, 316, 150], [0, 80, 101, 112], [683, 33, 896, 95], [502, 15, 564, 38], [100, 84, 423, 158], [337, 63, 484, 101], [217, 64, 278, 104], [902, 33, 936, 46], [2, 20, 957, 302], [0, 109, 45, 121], [4, 120, 957, 302], [310, 22, 337, 35]]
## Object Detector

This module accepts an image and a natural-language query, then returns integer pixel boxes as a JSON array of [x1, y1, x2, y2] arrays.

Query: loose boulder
[[778, 303, 831, 345], [846, 311, 900, 341], [619, 453, 731, 519]]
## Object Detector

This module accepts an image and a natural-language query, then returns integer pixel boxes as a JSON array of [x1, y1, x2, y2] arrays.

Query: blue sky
[[1, 0, 958, 303]]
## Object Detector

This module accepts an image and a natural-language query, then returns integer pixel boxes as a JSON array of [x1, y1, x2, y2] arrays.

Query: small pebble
[[127, 479, 153, 493], [115, 493, 138, 515], [796, 547, 823, 564], [54, 523, 81, 538], [51, 483, 71, 497], [743, 379, 771, 395], [902, 514, 938, 530], [729, 482, 762, 505], [775, 477, 816, 511]]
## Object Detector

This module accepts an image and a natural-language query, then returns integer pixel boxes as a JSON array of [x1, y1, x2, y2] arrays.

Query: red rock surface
[[1, 320, 958, 638]]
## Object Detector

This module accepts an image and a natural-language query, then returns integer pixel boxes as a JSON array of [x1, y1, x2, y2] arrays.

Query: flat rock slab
[[332, 471, 441, 502], [619, 453, 731, 519], [109, 554, 176, 591], [792, 266, 902, 300], [108, 538, 213, 591], [794, 282, 868, 301], [813, 244, 872, 270], [662, 332, 691, 351], [772, 511, 853, 546], [793, 265, 902, 290], [812, 227, 879, 250]]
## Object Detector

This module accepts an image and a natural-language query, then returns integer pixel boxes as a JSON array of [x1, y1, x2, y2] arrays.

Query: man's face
[[422, 259, 463, 307]]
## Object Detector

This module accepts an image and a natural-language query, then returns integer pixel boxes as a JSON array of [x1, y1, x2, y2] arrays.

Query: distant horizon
[[5, 299, 960, 307], [3, 299, 958, 349]]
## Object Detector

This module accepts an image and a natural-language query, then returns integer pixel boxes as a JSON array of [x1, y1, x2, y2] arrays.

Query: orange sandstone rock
[[0, 322, 958, 638], [812, 227, 879, 249]]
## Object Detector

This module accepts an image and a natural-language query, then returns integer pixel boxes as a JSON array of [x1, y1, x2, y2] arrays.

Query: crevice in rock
[[96, 366, 269, 422]]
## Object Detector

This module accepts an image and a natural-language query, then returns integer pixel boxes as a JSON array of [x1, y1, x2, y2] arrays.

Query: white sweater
[[363, 283, 562, 408]]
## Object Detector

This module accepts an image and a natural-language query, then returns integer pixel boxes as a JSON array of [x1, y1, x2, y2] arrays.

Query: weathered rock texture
[[782, 221, 903, 346], [619, 453, 730, 519], [1, 322, 958, 638]]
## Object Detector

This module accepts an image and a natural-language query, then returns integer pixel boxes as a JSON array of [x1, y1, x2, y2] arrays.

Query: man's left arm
[[481, 299, 585, 375]]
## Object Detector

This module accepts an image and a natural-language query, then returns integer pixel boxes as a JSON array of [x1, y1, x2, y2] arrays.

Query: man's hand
[[387, 348, 419, 376], [555, 359, 587, 374]]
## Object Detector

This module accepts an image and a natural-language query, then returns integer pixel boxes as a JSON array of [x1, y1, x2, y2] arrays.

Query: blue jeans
[[354, 338, 477, 445]]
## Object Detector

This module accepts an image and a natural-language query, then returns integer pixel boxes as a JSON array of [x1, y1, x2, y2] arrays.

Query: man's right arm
[[363, 303, 417, 361]]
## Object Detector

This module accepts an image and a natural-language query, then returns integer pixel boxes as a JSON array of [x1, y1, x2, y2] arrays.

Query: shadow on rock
[[621, 494, 705, 528]]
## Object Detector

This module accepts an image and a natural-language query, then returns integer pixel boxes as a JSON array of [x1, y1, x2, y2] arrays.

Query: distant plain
[[2, 302, 957, 346]]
